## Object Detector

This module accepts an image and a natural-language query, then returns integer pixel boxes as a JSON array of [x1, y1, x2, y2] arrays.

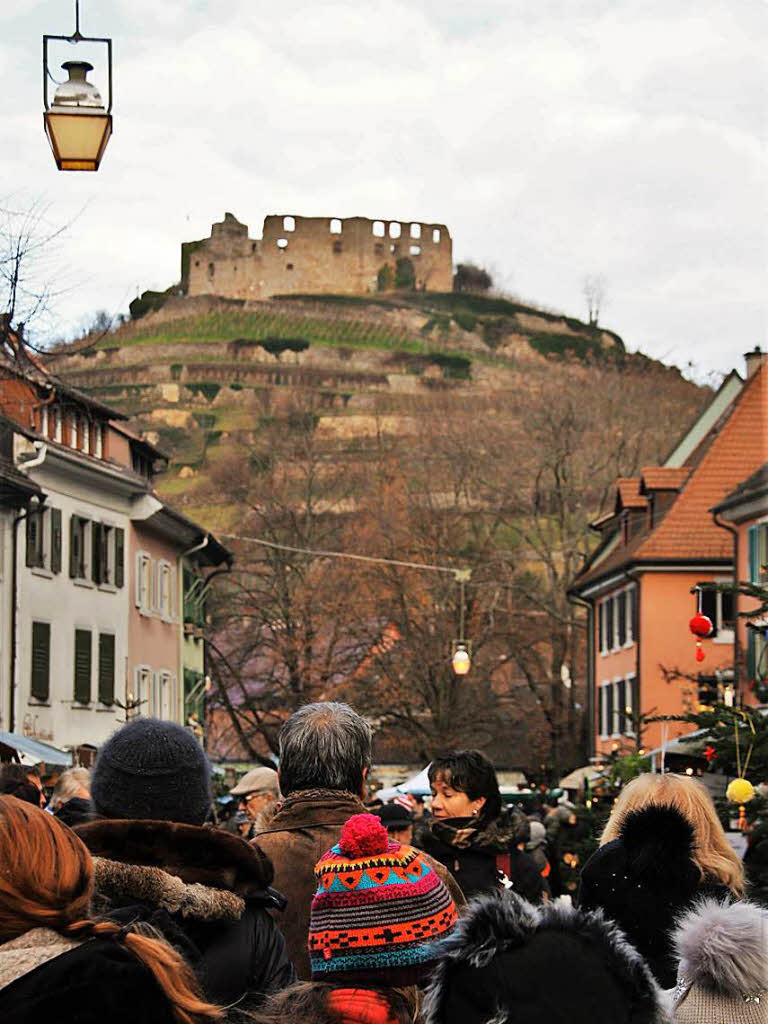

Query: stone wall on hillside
[[182, 213, 453, 299]]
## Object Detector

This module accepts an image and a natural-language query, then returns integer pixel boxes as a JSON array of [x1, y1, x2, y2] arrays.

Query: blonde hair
[[52, 767, 91, 806], [601, 773, 745, 896]]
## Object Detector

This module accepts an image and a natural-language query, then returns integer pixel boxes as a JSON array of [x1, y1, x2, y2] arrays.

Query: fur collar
[[92, 856, 246, 923], [673, 899, 768, 1000], [423, 891, 665, 1024], [258, 790, 365, 834], [0, 928, 80, 991], [75, 818, 274, 898]]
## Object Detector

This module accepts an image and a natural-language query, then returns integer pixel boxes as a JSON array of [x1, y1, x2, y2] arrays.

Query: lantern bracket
[[43, 0, 113, 114]]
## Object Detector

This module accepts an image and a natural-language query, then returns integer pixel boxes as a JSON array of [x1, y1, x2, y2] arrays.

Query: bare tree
[[582, 274, 607, 327]]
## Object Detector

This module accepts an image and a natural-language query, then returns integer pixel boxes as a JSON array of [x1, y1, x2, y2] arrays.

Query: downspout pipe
[[713, 510, 740, 692], [178, 535, 210, 726], [568, 591, 595, 763], [10, 443, 48, 732], [622, 569, 642, 747]]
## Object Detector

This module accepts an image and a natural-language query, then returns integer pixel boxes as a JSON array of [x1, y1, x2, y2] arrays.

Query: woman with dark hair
[[0, 795, 222, 1024], [418, 750, 545, 901]]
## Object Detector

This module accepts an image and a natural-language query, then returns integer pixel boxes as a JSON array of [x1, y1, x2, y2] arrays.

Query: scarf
[[429, 811, 523, 853], [326, 988, 400, 1024]]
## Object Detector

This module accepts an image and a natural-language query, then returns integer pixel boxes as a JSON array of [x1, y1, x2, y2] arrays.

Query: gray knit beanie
[[92, 718, 211, 825]]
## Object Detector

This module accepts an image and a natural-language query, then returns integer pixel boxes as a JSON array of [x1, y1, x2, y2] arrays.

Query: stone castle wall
[[182, 213, 453, 299]]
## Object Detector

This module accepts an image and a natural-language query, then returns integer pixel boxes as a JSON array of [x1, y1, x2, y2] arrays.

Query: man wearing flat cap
[[230, 765, 280, 837]]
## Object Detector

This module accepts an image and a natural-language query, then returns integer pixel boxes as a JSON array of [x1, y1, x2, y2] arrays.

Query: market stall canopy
[[375, 765, 431, 802], [0, 731, 72, 766], [559, 764, 605, 790]]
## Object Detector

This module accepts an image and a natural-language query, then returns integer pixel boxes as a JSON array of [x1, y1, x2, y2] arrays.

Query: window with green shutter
[[25, 509, 44, 569], [74, 629, 92, 704], [50, 508, 62, 574], [98, 633, 115, 705], [70, 516, 88, 579], [30, 622, 50, 701], [91, 522, 103, 585], [114, 528, 125, 588]]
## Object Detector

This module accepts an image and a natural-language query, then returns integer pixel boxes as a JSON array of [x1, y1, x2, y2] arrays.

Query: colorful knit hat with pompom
[[309, 812, 457, 986]]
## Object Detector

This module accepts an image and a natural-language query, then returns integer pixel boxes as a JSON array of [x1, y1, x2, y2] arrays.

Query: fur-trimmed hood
[[673, 899, 768, 1000], [619, 805, 698, 887], [423, 891, 666, 1024], [75, 818, 284, 923]]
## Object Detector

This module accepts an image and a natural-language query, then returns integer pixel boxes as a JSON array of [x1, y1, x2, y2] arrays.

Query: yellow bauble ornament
[[726, 777, 755, 804]]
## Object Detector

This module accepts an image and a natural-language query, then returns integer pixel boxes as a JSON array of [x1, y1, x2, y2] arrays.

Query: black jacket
[[0, 937, 177, 1024], [75, 818, 295, 1010], [418, 809, 542, 901], [577, 804, 732, 988], [54, 796, 94, 828]]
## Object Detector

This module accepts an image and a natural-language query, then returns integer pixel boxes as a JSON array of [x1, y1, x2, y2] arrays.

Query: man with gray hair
[[253, 701, 464, 978]]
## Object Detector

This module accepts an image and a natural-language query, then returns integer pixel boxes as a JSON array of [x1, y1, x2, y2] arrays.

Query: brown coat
[[253, 789, 465, 980]]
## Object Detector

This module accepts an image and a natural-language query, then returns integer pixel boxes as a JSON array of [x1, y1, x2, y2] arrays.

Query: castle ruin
[[181, 213, 453, 300]]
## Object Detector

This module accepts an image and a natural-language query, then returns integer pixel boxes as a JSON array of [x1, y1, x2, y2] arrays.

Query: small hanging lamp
[[43, 1, 113, 171]]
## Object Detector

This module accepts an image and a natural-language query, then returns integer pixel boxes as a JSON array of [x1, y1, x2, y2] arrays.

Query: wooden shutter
[[98, 633, 115, 705], [50, 508, 62, 574], [73, 629, 92, 704], [114, 528, 125, 588], [753, 528, 765, 585], [30, 622, 50, 701], [69, 516, 79, 578], [25, 511, 39, 568], [91, 523, 103, 585]]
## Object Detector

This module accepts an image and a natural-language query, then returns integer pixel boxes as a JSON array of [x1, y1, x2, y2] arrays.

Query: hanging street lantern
[[43, 1, 113, 171], [451, 641, 472, 675], [451, 569, 472, 675]]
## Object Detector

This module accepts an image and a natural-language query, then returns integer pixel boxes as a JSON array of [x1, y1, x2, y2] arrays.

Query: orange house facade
[[713, 462, 768, 701], [571, 351, 767, 757]]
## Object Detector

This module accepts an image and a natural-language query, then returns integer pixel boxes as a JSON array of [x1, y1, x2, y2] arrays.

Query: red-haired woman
[[0, 795, 222, 1024]]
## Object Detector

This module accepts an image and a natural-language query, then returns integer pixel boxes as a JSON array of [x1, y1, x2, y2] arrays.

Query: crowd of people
[[0, 700, 765, 1023]]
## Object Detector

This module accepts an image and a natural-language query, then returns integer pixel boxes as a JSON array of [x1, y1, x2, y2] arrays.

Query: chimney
[[744, 346, 765, 379]]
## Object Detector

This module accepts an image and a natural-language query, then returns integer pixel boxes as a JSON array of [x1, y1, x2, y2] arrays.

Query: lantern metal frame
[[43, 0, 113, 171]]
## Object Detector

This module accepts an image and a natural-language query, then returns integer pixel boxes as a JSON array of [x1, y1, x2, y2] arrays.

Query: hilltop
[[45, 288, 678, 530]]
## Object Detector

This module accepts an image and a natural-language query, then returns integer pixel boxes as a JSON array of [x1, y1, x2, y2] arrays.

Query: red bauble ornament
[[689, 613, 714, 638]]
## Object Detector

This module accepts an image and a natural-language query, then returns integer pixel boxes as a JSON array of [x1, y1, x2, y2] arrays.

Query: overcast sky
[[3, 0, 766, 380]]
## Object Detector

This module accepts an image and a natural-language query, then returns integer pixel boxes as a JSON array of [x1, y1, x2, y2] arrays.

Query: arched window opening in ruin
[[286, 263, 294, 270], [389, 222, 401, 239], [208, 262, 215, 277], [433, 228, 441, 243], [410, 223, 421, 239], [333, 240, 343, 254], [252, 242, 258, 253], [372, 221, 385, 237], [410, 245, 421, 256], [194, 260, 200, 267], [330, 218, 342, 234], [390, 243, 399, 255], [283, 216, 296, 232], [277, 237, 288, 249]]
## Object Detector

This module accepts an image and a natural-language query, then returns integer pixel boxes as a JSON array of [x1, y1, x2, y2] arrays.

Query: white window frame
[[157, 560, 175, 621], [40, 406, 49, 438], [95, 423, 104, 459], [68, 412, 78, 449], [135, 551, 153, 614], [712, 575, 736, 645], [53, 407, 62, 443], [152, 669, 177, 721], [624, 672, 637, 736], [625, 586, 636, 647], [134, 665, 152, 716], [598, 681, 610, 738], [71, 515, 91, 582]]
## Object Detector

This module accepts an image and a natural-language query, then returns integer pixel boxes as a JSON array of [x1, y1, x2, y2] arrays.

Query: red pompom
[[689, 613, 713, 638], [339, 813, 390, 857]]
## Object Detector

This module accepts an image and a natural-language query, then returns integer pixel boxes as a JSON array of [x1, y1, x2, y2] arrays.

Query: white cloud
[[0, 0, 765, 376]]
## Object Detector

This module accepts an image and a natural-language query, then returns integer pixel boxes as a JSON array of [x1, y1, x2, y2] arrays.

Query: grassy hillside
[[46, 290, 704, 529]]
